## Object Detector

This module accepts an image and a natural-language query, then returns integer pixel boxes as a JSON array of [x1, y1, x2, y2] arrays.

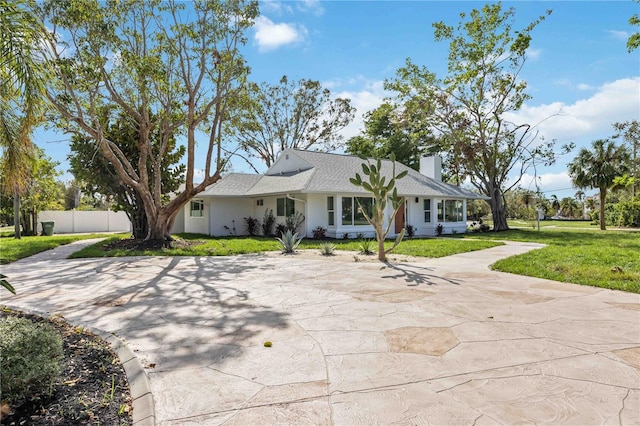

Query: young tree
[[227, 75, 355, 170], [69, 113, 185, 238], [613, 120, 639, 198], [349, 155, 408, 262], [568, 139, 631, 230], [386, 4, 561, 232], [0, 147, 63, 235], [346, 103, 437, 171], [0, 0, 51, 239], [43, 0, 258, 242]]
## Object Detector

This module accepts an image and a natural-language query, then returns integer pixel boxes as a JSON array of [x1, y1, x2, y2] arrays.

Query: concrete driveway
[[2, 240, 639, 425]]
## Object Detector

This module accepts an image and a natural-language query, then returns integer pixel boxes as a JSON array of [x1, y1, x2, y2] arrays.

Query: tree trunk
[[377, 223, 386, 262], [599, 188, 607, 231], [13, 195, 21, 239], [489, 189, 509, 231]]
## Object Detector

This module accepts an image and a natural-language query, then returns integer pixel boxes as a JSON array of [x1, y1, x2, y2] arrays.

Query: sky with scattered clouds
[[37, 0, 639, 199]]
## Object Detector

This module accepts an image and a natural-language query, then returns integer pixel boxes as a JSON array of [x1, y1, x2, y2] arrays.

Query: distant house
[[172, 149, 487, 238]]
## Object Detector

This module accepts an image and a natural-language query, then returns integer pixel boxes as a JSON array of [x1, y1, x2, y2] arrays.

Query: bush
[[285, 212, 305, 233], [312, 226, 327, 239], [405, 224, 415, 238], [0, 316, 64, 405], [244, 216, 261, 236], [275, 223, 287, 237], [262, 209, 275, 236], [607, 200, 640, 227], [436, 224, 444, 236]]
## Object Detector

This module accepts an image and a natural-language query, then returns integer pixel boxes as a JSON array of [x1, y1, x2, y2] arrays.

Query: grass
[[68, 233, 503, 260], [0, 234, 115, 264], [467, 228, 640, 293]]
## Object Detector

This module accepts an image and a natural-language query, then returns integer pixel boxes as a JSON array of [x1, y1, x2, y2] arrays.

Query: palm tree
[[559, 197, 580, 219], [550, 194, 560, 216], [574, 190, 585, 219], [0, 0, 50, 238], [568, 139, 631, 230]]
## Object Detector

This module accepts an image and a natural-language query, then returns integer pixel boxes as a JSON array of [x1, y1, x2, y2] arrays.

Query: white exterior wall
[[305, 193, 327, 238], [171, 207, 185, 234], [208, 198, 253, 236], [183, 199, 210, 235], [37, 210, 131, 234]]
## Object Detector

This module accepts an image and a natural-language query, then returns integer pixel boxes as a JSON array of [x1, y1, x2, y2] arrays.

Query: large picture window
[[437, 199, 463, 222], [423, 198, 432, 222], [190, 200, 204, 217], [276, 197, 295, 217], [341, 196, 374, 226], [327, 196, 335, 226]]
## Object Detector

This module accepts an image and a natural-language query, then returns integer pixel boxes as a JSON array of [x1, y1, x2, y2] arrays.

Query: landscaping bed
[[0, 309, 132, 425]]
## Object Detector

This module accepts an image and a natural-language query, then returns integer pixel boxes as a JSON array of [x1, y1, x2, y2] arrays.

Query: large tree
[[613, 120, 639, 198], [0, 0, 51, 239], [346, 103, 437, 171], [227, 75, 355, 170], [568, 139, 631, 230], [386, 3, 559, 231], [43, 0, 258, 242], [69, 113, 185, 238]]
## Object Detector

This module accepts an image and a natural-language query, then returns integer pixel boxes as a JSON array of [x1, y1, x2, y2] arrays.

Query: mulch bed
[[0, 310, 133, 425], [102, 236, 203, 251]]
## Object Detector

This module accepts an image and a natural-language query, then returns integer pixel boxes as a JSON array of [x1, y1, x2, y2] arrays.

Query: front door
[[394, 198, 406, 234]]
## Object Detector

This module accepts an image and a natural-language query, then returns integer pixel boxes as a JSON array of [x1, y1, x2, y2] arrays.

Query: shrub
[[285, 212, 305, 233], [312, 226, 327, 239], [319, 242, 335, 256], [275, 223, 287, 237], [436, 224, 444, 236], [262, 209, 275, 236], [607, 200, 640, 227], [0, 316, 64, 405], [244, 216, 261, 236], [276, 230, 303, 253], [358, 238, 374, 255], [405, 224, 415, 238]]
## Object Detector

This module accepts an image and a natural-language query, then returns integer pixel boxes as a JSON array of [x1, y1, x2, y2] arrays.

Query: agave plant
[[276, 230, 303, 253], [319, 242, 336, 256], [358, 238, 374, 255]]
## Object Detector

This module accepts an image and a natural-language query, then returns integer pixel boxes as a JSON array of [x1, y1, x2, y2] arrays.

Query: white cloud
[[609, 30, 630, 40], [253, 16, 307, 52], [527, 48, 542, 61], [297, 0, 324, 16], [507, 77, 640, 143], [333, 80, 390, 140], [576, 83, 594, 91], [513, 171, 576, 196], [259, 1, 293, 15]]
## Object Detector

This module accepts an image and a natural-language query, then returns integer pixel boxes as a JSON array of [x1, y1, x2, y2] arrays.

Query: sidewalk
[[2, 241, 639, 425]]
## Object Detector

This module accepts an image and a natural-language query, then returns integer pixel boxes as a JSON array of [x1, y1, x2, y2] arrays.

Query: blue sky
[[36, 0, 640, 199]]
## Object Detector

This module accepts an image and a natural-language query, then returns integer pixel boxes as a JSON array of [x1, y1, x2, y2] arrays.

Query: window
[[276, 197, 295, 217], [437, 199, 463, 222], [341, 197, 352, 225], [341, 196, 374, 226], [190, 200, 204, 217], [424, 198, 432, 222], [354, 197, 373, 225], [327, 196, 335, 226], [256, 199, 263, 206]]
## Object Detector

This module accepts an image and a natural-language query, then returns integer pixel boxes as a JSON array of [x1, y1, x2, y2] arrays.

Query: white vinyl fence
[[37, 210, 131, 234]]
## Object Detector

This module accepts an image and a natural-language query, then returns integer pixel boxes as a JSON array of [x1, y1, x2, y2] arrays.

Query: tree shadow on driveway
[[381, 262, 462, 287]]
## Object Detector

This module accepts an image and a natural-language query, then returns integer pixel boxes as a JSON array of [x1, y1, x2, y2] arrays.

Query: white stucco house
[[171, 149, 487, 238]]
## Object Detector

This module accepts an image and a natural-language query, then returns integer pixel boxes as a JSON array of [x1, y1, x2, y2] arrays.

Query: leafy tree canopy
[[227, 75, 355, 170], [385, 3, 562, 231], [42, 0, 258, 241]]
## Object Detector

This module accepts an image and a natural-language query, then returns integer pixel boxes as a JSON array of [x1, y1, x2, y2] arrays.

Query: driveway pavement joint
[[2, 239, 639, 425]]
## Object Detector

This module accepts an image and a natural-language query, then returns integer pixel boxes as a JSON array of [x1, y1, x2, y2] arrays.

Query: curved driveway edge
[[2, 241, 639, 425]]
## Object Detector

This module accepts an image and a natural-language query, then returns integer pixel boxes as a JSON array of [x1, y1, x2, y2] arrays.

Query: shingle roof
[[202, 150, 486, 199]]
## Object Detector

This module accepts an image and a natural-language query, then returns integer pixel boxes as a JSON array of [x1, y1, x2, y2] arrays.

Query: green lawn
[[0, 234, 115, 264], [69, 233, 503, 259], [467, 228, 640, 293]]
